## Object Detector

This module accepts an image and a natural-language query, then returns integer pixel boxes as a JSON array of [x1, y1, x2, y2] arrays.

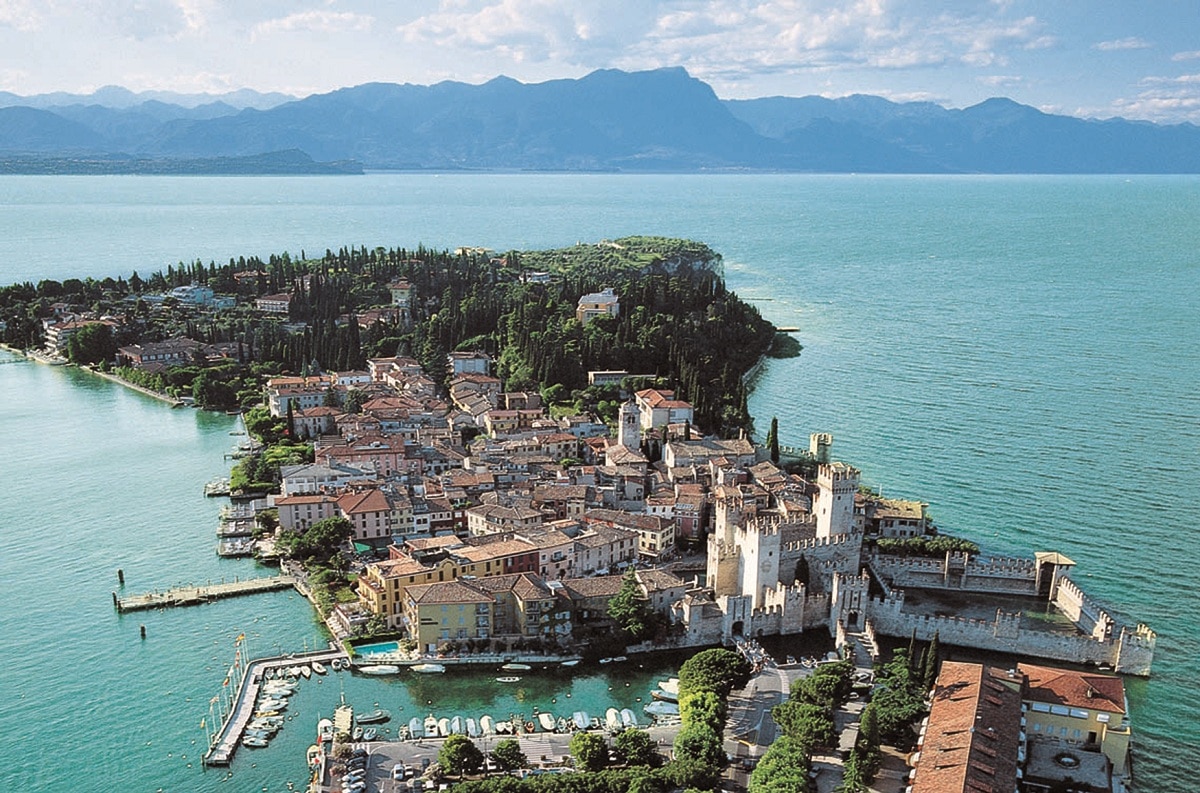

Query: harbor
[[113, 575, 297, 612]]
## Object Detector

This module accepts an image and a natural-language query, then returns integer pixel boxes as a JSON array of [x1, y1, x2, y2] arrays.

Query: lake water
[[0, 173, 1196, 790]]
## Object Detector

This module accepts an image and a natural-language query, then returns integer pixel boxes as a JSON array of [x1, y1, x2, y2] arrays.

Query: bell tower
[[618, 400, 640, 449]]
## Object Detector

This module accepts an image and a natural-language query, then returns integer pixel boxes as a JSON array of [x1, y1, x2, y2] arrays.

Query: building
[[255, 292, 292, 314], [402, 580, 493, 653], [273, 493, 339, 532], [909, 661, 1023, 793], [1019, 662, 1131, 777], [447, 351, 491, 377], [863, 497, 929, 538], [466, 503, 546, 537], [337, 488, 394, 541], [634, 388, 694, 431], [116, 337, 204, 369], [575, 287, 620, 324]]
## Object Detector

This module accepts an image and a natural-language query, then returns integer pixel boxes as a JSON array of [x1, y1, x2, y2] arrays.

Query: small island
[[0, 236, 1152, 793]]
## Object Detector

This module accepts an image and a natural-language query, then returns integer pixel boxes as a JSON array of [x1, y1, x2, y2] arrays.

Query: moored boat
[[362, 727, 377, 741], [620, 708, 638, 728], [495, 676, 521, 683], [352, 726, 364, 741], [409, 717, 423, 738], [538, 713, 557, 731], [651, 689, 678, 702], [658, 678, 680, 697], [317, 718, 334, 743], [356, 708, 391, 724], [480, 715, 495, 735], [437, 718, 450, 737], [605, 708, 621, 731], [410, 663, 446, 674], [467, 717, 480, 737], [299, 664, 312, 678], [643, 700, 680, 717], [500, 663, 532, 671], [359, 664, 401, 675], [311, 661, 327, 675], [242, 735, 269, 748], [424, 715, 438, 736], [572, 711, 589, 731], [450, 716, 463, 735]]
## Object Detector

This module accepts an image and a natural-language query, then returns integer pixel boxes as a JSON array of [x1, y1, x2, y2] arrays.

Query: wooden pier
[[203, 647, 350, 767], [113, 575, 296, 612]]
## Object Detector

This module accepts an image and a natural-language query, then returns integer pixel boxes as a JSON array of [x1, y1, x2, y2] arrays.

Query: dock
[[113, 575, 296, 612], [203, 647, 350, 767]]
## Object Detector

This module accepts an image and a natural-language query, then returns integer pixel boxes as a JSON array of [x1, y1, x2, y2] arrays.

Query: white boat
[[450, 716, 463, 735], [242, 735, 269, 748], [411, 663, 446, 674], [299, 665, 312, 679], [556, 716, 570, 733], [352, 726, 364, 741], [500, 663, 532, 671], [598, 655, 627, 664], [658, 678, 680, 697], [480, 715, 495, 735], [437, 718, 450, 737], [560, 659, 581, 667], [424, 715, 438, 736], [257, 698, 288, 711], [360, 664, 401, 675], [317, 718, 334, 743], [495, 720, 512, 734], [409, 717, 423, 738], [311, 661, 327, 675], [643, 700, 680, 717], [538, 713, 557, 731], [572, 711, 589, 731], [467, 717, 480, 738], [605, 708, 621, 731], [495, 676, 521, 683], [651, 689, 678, 702], [620, 709, 637, 728], [363, 727, 377, 741]]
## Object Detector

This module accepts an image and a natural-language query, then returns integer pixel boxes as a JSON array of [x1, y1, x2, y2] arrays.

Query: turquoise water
[[0, 174, 1197, 789], [355, 641, 400, 656]]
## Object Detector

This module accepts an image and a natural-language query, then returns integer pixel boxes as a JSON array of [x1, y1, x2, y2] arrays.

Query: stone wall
[[869, 551, 1039, 596]]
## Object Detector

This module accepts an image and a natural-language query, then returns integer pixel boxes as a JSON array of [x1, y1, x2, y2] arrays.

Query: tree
[[278, 516, 352, 565], [66, 322, 117, 365], [766, 416, 780, 464], [608, 568, 653, 641], [771, 700, 836, 752], [853, 703, 881, 783], [614, 728, 662, 768], [672, 723, 724, 769], [678, 648, 752, 699], [439, 734, 484, 776], [490, 738, 526, 772], [679, 690, 724, 734], [923, 631, 941, 690], [569, 731, 609, 772], [748, 736, 810, 793]]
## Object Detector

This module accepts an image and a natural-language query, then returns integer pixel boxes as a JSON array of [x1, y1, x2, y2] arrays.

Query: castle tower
[[809, 432, 833, 464], [830, 571, 869, 633], [617, 400, 640, 449], [816, 462, 860, 538], [740, 519, 782, 608]]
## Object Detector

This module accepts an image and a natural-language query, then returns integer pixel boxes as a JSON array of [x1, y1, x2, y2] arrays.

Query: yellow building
[[1019, 662, 1132, 775], [402, 580, 493, 654]]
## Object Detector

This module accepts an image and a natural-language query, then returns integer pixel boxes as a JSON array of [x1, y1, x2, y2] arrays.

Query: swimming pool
[[354, 640, 400, 656]]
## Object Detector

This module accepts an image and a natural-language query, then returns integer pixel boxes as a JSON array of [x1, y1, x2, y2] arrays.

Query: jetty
[[203, 647, 350, 767], [113, 575, 296, 612]]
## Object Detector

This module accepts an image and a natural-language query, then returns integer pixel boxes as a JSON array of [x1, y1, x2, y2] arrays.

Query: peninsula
[[0, 236, 1152, 793]]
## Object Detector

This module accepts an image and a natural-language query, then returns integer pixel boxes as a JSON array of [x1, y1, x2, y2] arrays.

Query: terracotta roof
[[1018, 663, 1125, 714], [636, 568, 687, 592], [405, 580, 492, 606], [910, 661, 1022, 793], [561, 575, 625, 599]]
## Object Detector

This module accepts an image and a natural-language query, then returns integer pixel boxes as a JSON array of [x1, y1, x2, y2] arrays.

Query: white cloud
[[1171, 50, 1200, 61], [1092, 37, 1151, 52], [0, 0, 42, 32], [255, 9, 375, 38], [979, 74, 1023, 88]]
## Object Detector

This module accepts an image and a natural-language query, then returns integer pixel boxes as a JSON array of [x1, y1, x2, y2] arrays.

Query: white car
[[392, 762, 407, 780]]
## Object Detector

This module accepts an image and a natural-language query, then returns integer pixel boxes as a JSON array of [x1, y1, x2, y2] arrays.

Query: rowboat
[[572, 711, 589, 731], [360, 665, 401, 675], [357, 708, 391, 724], [311, 661, 327, 675], [500, 663, 531, 671], [467, 717, 480, 737], [437, 718, 450, 737], [620, 708, 638, 728], [495, 676, 521, 683], [450, 716, 463, 735]]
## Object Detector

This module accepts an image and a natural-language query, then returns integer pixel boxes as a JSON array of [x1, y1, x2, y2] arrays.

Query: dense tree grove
[[0, 237, 774, 432]]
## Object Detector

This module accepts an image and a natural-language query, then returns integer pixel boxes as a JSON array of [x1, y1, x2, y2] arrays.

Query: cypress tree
[[923, 631, 941, 690], [767, 416, 780, 464]]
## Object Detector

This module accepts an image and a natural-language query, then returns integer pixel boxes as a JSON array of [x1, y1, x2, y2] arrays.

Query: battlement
[[783, 530, 862, 553], [817, 462, 860, 489]]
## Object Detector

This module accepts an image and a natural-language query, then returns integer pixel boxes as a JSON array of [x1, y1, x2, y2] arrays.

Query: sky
[[2, 0, 1199, 122]]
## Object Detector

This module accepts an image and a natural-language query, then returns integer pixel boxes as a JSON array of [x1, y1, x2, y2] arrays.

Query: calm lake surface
[[0, 173, 1196, 790]]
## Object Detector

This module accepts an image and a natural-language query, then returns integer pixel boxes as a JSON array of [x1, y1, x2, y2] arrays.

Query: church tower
[[816, 462, 860, 538], [617, 400, 640, 449]]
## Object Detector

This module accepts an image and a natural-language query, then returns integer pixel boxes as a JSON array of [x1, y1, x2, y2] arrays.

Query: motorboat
[[411, 663, 446, 674], [424, 715, 438, 736], [317, 718, 334, 743], [360, 664, 401, 675], [357, 709, 391, 724], [437, 718, 450, 737], [450, 716, 463, 735], [495, 720, 512, 734], [651, 689, 678, 702], [480, 715, 495, 735], [560, 659, 581, 667], [605, 708, 621, 731], [620, 709, 637, 728], [257, 698, 288, 712], [299, 665, 312, 679], [242, 735, 269, 748], [352, 726, 364, 741], [538, 713, 557, 731], [598, 655, 627, 664], [500, 663, 531, 671], [572, 711, 589, 731], [363, 727, 377, 741], [467, 718, 480, 738], [495, 676, 521, 683], [658, 678, 680, 697], [643, 700, 680, 717], [556, 717, 570, 733], [311, 661, 328, 675], [409, 717, 423, 738]]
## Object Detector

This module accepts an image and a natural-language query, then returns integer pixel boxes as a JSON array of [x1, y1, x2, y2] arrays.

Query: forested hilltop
[[0, 236, 775, 435]]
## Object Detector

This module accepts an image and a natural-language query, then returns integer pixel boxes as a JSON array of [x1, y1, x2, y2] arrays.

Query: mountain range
[[3, 68, 1199, 174]]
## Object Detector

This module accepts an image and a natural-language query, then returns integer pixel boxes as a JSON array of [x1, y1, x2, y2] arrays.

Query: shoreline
[[80, 365, 185, 406]]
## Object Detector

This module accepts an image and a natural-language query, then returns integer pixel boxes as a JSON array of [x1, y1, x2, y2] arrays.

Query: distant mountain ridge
[[3, 68, 1200, 173]]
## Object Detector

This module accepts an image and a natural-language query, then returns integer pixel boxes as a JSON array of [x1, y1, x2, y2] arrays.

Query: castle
[[673, 445, 1155, 676]]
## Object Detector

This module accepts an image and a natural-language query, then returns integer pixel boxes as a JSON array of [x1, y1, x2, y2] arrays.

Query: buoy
[[117, 568, 125, 585], [141, 625, 147, 639]]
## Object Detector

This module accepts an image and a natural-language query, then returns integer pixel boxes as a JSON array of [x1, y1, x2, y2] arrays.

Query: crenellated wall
[[1053, 575, 1114, 640], [869, 551, 1039, 595]]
